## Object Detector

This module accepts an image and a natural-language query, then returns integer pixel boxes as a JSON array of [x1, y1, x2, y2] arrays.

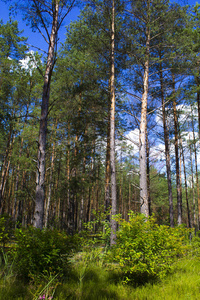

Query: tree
[[0, 19, 27, 213], [110, 0, 117, 246], [124, 0, 175, 217], [4, 0, 76, 228]]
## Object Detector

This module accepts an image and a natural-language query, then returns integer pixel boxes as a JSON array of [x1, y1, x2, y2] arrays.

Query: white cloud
[[19, 50, 37, 72]]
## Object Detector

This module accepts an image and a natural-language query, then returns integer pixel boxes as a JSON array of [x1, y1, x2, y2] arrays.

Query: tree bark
[[180, 136, 191, 228], [146, 128, 151, 216], [190, 102, 199, 229], [110, 0, 117, 246], [105, 111, 111, 220], [34, 2, 59, 229], [0, 124, 13, 212], [159, 57, 174, 227], [44, 121, 57, 228], [0, 129, 15, 215], [139, 2, 150, 217], [172, 73, 182, 225], [189, 135, 196, 229], [196, 76, 200, 142]]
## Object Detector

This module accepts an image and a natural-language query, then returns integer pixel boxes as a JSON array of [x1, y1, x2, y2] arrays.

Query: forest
[[0, 0, 200, 299]]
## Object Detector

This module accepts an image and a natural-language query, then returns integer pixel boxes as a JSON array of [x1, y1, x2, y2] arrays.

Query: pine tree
[[4, 0, 76, 228]]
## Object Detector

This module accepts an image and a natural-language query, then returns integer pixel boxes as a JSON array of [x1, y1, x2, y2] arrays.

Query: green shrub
[[12, 227, 80, 282], [0, 215, 15, 249], [111, 213, 190, 284], [189, 235, 200, 257], [83, 207, 111, 248]]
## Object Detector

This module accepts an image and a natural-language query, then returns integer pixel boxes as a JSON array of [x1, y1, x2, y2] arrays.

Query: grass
[[52, 255, 200, 300], [1, 248, 200, 299]]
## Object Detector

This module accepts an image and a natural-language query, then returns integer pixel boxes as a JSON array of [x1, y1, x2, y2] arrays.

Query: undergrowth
[[0, 213, 200, 299]]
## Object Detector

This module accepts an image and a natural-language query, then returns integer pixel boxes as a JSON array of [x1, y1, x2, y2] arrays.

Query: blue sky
[[0, 0, 198, 54], [0, 1, 79, 53]]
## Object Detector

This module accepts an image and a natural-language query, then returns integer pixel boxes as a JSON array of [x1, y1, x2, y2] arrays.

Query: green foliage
[[30, 273, 59, 300], [111, 213, 190, 284], [0, 250, 15, 284], [54, 245, 122, 300], [189, 234, 200, 257], [0, 215, 14, 249], [82, 208, 111, 248], [12, 227, 80, 282], [2, 254, 200, 300]]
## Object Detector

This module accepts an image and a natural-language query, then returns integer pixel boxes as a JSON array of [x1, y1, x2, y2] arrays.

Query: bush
[[189, 235, 200, 257], [111, 213, 190, 284], [0, 215, 15, 250], [12, 227, 80, 282]]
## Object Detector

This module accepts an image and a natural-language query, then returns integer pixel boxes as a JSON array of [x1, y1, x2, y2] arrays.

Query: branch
[[32, 0, 50, 43], [122, 110, 140, 123], [118, 130, 139, 148], [58, 0, 76, 31], [26, 43, 47, 54]]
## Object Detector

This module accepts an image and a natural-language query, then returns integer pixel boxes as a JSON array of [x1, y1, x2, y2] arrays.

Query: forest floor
[[1, 253, 200, 299]]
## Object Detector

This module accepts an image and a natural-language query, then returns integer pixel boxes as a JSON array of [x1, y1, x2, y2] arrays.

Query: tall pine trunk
[[172, 73, 182, 225], [196, 76, 200, 227], [0, 129, 15, 215], [159, 58, 174, 227], [34, 2, 59, 229], [139, 1, 150, 217], [105, 111, 110, 220], [110, 0, 117, 246], [196, 76, 200, 142], [146, 128, 151, 216], [190, 96, 200, 230], [44, 121, 57, 228], [180, 137, 191, 228], [189, 135, 196, 229]]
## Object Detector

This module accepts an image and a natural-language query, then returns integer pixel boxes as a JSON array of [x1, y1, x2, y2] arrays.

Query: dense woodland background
[[0, 0, 200, 235]]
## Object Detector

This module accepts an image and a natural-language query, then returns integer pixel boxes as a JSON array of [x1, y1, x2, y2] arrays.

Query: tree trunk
[[110, 0, 117, 246], [105, 111, 111, 220], [192, 97, 200, 229], [0, 131, 15, 215], [159, 57, 174, 227], [68, 133, 77, 234], [44, 121, 57, 228], [196, 76, 200, 142], [139, 2, 150, 217], [146, 128, 151, 216], [13, 102, 30, 221], [180, 137, 191, 228], [0, 124, 14, 212], [189, 136, 196, 229], [34, 2, 59, 229], [79, 131, 87, 232], [172, 73, 182, 225]]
